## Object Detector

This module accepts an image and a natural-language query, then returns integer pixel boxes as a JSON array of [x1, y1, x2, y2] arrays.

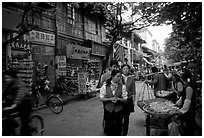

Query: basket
[[142, 98, 179, 118], [137, 82, 179, 118]]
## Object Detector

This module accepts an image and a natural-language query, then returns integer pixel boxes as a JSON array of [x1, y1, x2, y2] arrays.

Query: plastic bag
[[168, 119, 185, 136]]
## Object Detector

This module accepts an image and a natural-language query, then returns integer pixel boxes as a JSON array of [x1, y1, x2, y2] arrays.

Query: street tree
[[133, 2, 201, 68], [78, 2, 160, 87]]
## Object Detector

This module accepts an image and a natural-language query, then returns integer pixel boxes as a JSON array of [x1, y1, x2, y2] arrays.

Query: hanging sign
[[67, 44, 91, 60], [29, 30, 55, 45], [10, 32, 31, 51]]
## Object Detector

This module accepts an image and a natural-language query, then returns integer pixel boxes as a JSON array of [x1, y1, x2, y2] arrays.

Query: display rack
[[66, 65, 79, 85], [87, 61, 100, 80]]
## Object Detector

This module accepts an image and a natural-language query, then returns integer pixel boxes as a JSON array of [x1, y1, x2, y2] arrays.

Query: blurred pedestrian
[[121, 64, 136, 136], [2, 69, 32, 135], [100, 69, 127, 136]]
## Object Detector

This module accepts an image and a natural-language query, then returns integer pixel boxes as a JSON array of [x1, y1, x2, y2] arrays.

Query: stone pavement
[[33, 90, 99, 111]]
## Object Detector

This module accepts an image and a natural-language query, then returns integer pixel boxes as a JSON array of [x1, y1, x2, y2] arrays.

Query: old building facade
[[2, 2, 108, 89]]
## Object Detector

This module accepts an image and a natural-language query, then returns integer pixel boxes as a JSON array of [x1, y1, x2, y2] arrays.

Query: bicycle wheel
[[29, 114, 44, 136], [47, 96, 63, 114]]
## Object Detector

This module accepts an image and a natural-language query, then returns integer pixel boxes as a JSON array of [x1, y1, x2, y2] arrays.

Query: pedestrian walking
[[100, 69, 127, 136], [100, 60, 119, 87], [2, 69, 32, 135], [99, 60, 119, 134], [121, 64, 136, 136]]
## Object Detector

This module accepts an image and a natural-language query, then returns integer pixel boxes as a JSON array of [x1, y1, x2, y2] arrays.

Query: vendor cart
[[137, 83, 179, 136]]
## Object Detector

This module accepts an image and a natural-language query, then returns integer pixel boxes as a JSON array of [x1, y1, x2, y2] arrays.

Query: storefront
[[90, 42, 107, 79], [66, 42, 91, 86], [29, 30, 56, 87], [65, 40, 106, 95]]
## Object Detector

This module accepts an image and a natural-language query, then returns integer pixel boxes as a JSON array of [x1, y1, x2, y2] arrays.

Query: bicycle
[[54, 77, 78, 96], [31, 84, 64, 114], [46, 92, 64, 114], [2, 111, 44, 136]]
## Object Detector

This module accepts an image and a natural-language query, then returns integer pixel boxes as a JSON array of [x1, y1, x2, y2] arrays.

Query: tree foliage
[[163, 3, 201, 67], [80, 2, 158, 68], [78, 2, 159, 87], [134, 2, 201, 69]]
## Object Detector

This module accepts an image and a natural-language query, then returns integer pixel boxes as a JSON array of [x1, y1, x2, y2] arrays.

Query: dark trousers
[[104, 109, 123, 136], [183, 113, 195, 136], [19, 96, 32, 136], [122, 111, 131, 136], [122, 97, 134, 136]]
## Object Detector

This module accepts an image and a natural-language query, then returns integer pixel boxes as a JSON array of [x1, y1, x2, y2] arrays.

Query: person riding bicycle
[[2, 69, 32, 135]]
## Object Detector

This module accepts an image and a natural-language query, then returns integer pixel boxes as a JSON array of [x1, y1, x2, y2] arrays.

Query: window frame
[[66, 3, 75, 25]]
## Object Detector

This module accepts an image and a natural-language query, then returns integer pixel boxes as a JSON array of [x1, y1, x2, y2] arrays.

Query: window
[[95, 20, 98, 35], [87, 18, 97, 34], [67, 3, 74, 25]]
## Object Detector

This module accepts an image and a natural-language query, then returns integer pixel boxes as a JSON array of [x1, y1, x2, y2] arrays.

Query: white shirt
[[100, 81, 128, 99], [122, 74, 131, 84]]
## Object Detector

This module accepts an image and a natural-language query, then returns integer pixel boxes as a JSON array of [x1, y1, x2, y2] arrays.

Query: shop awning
[[143, 57, 154, 65]]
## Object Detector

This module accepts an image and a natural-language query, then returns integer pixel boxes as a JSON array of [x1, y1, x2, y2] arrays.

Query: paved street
[[38, 81, 148, 136]]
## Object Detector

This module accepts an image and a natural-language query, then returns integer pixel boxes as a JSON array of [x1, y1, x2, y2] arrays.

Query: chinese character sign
[[57, 56, 66, 76], [29, 30, 55, 45]]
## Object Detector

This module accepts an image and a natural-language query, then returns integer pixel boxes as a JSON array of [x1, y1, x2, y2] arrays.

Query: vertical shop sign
[[57, 56, 66, 76]]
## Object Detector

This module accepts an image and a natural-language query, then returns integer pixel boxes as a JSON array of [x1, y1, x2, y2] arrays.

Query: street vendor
[[145, 66, 168, 96], [100, 69, 127, 136], [168, 74, 184, 103], [171, 71, 196, 136]]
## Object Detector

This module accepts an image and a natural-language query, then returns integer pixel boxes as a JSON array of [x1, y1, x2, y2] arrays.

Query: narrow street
[[2, 2, 201, 136], [38, 81, 147, 136]]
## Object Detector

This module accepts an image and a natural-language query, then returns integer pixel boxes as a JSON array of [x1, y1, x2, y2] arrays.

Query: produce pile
[[143, 100, 179, 115]]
